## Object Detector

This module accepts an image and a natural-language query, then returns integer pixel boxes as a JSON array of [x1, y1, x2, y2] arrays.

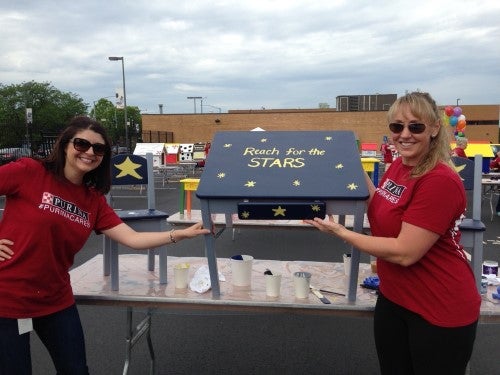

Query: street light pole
[[187, 96, 202, 113], [456, 98, 461, 106], [108, 56, 128, 151]]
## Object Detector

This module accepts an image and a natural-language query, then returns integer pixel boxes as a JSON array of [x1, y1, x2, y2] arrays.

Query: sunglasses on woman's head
[[71, 138, 106, 156], [388, 122, 426, 134]]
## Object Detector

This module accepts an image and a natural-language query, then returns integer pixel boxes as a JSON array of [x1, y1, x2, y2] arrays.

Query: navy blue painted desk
[[196, 131, 369, 301]]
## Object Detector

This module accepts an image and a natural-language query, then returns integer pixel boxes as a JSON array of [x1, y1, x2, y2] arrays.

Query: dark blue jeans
[[0, 304, 89, 375]]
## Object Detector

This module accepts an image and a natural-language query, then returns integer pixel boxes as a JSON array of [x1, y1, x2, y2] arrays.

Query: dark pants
[[0, 304, 89, 375], [374, 293, 477, 375]]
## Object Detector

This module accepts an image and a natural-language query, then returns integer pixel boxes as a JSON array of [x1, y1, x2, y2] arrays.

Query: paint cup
[[230, 255, 254, 286], [173, 263, 190, 289], [343, 253, 351, 276], [370, 256, 377, 274], [483, 260, 498, 276], [293, 271, 311, 299], [265, 273, 282, 297]]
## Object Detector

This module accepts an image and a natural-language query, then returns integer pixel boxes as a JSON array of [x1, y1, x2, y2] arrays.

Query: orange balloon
[[456, 122, 466, 132]]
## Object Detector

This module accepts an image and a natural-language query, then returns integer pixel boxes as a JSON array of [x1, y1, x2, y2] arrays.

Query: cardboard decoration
[[196, 130, 369, 220]]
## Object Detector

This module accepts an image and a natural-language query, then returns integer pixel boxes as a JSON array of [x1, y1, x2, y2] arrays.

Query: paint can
[[482, 260, 498, 276]]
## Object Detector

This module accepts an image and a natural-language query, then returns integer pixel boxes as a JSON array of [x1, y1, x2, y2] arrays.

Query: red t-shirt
[[452, 147, 467, 158], [380, 144, 394, 164], [368, 158, 480, 327], [0, 158, 123, 318], [490, 156, 500, 170]]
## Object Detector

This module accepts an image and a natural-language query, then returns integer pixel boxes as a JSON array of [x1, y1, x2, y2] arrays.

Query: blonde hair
[[387, 92, 453, 178]]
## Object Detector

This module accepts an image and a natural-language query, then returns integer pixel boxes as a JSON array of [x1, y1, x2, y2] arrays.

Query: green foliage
[[0, 81, 87, 148], [0, 81, 142, 149], [89, 98, 142, 147]]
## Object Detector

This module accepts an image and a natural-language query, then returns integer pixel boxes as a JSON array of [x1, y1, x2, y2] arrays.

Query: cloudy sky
[[1, 1, 499, 114]]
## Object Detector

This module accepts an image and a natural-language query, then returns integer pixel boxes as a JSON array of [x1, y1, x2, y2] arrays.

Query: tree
[[0, 81, 87, 149], [90, 98, 142, 148]]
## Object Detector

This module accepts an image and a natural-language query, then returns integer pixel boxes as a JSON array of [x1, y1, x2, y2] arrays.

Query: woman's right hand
[[0, 239, 14, 261]]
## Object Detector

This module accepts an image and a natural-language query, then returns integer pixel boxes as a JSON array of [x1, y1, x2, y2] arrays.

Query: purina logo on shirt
[[39, 192, 90, 227], [382, 180, 406, 198]]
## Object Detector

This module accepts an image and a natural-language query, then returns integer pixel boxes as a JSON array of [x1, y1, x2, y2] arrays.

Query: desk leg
[[147, 249, 155, 271], [200, 200, 221, 299], [490, 189, 494, 222], [472, 231, 484, 293], [159, 247, 167, 284], [122, 307, 156, 375], [103, 236, 111, 276], [111, 240, 119, 291]]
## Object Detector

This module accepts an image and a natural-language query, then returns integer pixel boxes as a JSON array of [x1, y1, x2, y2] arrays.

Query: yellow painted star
[[223, 143, 232, 148], [311, 204, 321, 212], [272, 206, 286, 217], [244, 180, 256, 187], [325, 136, 333, 141], [292, 179, 301, 186], [241, 211, 250, 219], [335, 163, 344, 169], [217, 172, 226, 178], [260, 138, 267, 143], [347, 182, 358, 190], [114, 157, 143, 179], [453, 164, 466, 174]]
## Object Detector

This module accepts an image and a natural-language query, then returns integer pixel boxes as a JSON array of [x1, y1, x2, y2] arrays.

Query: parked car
[[112, 146, 129, 155], [0, 147, 32, 165]]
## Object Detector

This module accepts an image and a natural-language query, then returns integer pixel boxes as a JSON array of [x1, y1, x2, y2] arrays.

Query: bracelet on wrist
[[169, 229, 177, 243]]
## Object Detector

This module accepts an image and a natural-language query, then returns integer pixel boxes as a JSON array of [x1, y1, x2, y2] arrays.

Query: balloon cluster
[[443, 106, 466, 137]]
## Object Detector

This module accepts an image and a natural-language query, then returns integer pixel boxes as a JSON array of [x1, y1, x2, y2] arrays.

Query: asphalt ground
[[1, 180, 499, 374]]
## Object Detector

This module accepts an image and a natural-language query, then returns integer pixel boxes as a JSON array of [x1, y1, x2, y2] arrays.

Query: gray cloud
[[1, 1, 499, 113]]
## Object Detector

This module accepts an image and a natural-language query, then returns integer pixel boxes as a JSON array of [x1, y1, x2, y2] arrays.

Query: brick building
[[141, 104, 499, 146]]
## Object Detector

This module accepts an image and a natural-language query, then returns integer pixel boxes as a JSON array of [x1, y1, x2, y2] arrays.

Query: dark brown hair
[[43, 116, 112, 194]]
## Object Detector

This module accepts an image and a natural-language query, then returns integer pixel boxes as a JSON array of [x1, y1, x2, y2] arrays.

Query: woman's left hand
[[304, 216, 346, 237], [0, 239, 14, 261]]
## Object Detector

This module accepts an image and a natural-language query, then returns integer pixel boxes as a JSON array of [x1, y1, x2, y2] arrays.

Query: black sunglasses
[[71, 138, 106, 156], [388, 122, 426, 134]]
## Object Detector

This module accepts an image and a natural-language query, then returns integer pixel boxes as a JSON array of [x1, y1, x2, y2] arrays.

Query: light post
[[456, 98, 461, 106], [187, 96, 202, 113], [108, 56, 128, 150]]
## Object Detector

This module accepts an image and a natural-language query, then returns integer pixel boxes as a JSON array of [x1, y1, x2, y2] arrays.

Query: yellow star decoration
[[453, 164, 466, 181], [311, 204, 321, 212], [325, 136, 333, 141], [260, 138, 267, 143], [223, 143, 232, 148], [114, 157, 143, 179], [272, 206, 286, 217], [347, 182, 358, 191], [241, 211, 250, 219], [335, 163, 344, 169], [453, 164, 466, 174], [244, 180, 256, 187], [217, 172, 226, 178], [292, 179, 301, 186]]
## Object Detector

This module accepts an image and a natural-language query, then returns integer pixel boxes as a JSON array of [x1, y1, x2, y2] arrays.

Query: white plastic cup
[[173, 263, 190, 289], [265, 273, 282, 297], [343, 253, 351, 276], [230, 255, 254, 286], [293, 271, 311, 299]]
